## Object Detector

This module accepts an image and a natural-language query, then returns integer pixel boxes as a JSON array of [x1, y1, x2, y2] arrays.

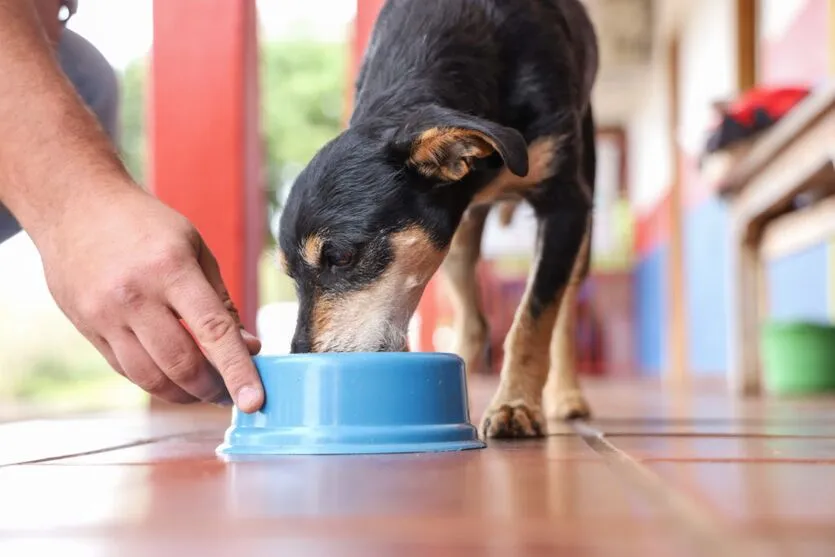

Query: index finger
[[197, 245, 262, 356], [165, 262, 264, 413]]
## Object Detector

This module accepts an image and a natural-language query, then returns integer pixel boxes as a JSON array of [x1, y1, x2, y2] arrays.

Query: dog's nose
[[291, 336, 312, 354]]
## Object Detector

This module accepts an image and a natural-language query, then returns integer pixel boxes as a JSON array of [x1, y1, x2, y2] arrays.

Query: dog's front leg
[[543, 222, 592, 420], [480, 206, 590, 439]]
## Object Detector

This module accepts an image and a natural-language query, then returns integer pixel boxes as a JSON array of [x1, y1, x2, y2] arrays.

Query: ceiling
[[583, 0, 691, 126]]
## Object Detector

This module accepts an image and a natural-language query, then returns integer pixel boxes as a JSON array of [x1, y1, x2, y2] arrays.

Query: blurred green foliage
[[260, 39, 347, 225], [119, 57, 148, 185], [0, 340, 145, 411]]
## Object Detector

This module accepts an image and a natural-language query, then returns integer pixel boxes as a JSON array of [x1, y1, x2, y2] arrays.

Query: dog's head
[[278, 105, 528, 353]]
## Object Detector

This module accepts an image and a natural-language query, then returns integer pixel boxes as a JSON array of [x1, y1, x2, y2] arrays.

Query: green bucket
[[761, 321, 835, 394]]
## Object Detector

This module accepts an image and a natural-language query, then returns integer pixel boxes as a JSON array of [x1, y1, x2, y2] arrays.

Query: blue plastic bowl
[[216, 353, 485, 456]]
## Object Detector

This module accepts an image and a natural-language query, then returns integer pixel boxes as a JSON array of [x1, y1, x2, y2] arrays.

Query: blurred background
[[1, 0, 833, 417]]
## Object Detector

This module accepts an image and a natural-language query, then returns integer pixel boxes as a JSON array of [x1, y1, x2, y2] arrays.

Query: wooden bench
[[719, 83, 835, 395]]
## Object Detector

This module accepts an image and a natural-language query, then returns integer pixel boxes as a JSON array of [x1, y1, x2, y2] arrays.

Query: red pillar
[[347, 0, 386, 110], [150, 0, 264, 333]]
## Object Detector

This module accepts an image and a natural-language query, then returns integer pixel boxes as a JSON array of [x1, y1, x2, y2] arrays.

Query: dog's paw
[[545, 390, 591, 421], [480, 400, 545, 439]]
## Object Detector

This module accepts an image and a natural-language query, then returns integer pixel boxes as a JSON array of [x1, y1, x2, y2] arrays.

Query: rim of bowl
[[252, 352, 464, 365]]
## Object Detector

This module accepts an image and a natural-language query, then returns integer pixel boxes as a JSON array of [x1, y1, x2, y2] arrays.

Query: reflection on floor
[[1, 376, 835, 556]]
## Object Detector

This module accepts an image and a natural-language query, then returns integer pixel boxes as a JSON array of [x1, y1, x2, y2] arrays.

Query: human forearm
[[0, 2, 265, 413], [0, 0, 130, 247]]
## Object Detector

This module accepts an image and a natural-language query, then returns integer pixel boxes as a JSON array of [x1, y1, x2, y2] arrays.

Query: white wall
[[627, 46, 672, 213], [677, 0, 738, 160], [626, 0, 738, 213], [759, 0, 810, 42]]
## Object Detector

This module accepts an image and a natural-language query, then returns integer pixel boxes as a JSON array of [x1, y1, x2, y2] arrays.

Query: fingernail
[[236, 386, 262, 413]]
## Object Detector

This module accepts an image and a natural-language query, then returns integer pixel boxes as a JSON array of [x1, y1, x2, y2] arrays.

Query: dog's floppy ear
[[392, 106, 529, 182]]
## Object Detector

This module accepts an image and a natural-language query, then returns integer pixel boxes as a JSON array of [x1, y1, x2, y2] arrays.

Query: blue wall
[[673, 196, 830, 377], [767, 244, 830, 323], [634, 246, 668, 376], [684, 197, 730, 375], [635, 194, 831, 376]]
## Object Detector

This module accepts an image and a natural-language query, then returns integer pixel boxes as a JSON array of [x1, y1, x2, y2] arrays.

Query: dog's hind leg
[[441, 204, 492, 375]]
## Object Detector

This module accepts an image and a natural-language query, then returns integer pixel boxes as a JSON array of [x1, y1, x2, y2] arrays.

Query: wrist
[[10, 163, 131, 236], [23, 170, 143, 255]]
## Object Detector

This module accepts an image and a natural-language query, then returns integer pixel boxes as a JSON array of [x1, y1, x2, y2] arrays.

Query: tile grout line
[[0, 430, 217, 468], [571, 420, 757, 557]]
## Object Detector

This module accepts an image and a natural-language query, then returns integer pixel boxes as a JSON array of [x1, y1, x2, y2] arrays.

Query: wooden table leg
[[729, 217, 763, 396]]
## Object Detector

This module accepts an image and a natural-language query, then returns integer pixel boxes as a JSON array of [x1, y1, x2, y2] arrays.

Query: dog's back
[[352, 0, 598, 136]]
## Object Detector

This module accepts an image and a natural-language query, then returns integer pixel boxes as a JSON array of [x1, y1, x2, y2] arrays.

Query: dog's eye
[[323, 247, 355, 269]]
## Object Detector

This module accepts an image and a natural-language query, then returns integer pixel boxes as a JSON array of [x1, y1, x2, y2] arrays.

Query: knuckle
[[76, 293, 117, 325], [160, 389, 197, 405], [154, 245, 190, 274], [110, 280, 145, 309], [223, 297, 242, 326], [76, 296, 106, 322], [159, 257, 197, 291], [195, 312, 238, 345], [136, 372, 171, 396], [162, 350, 202, 383]]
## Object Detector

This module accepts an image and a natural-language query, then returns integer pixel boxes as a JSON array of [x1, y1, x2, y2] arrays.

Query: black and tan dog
[[278, 0, 599, 439]]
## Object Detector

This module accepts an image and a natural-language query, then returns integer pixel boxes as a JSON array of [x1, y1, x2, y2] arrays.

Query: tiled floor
[[1, 377, 835, 556]]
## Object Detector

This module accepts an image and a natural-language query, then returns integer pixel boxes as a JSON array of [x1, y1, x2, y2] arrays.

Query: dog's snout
[[290, 335, 313, 354]]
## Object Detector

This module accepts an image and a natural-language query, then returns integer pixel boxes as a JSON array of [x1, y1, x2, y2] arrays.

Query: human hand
[[36, 185, 265, 412]]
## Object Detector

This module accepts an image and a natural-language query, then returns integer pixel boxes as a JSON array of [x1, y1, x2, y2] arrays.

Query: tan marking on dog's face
[[309, 227, 446, 352], [301, 234, 325, 267], [472, 135, 563, 206], [409, 127, 497, 182]]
